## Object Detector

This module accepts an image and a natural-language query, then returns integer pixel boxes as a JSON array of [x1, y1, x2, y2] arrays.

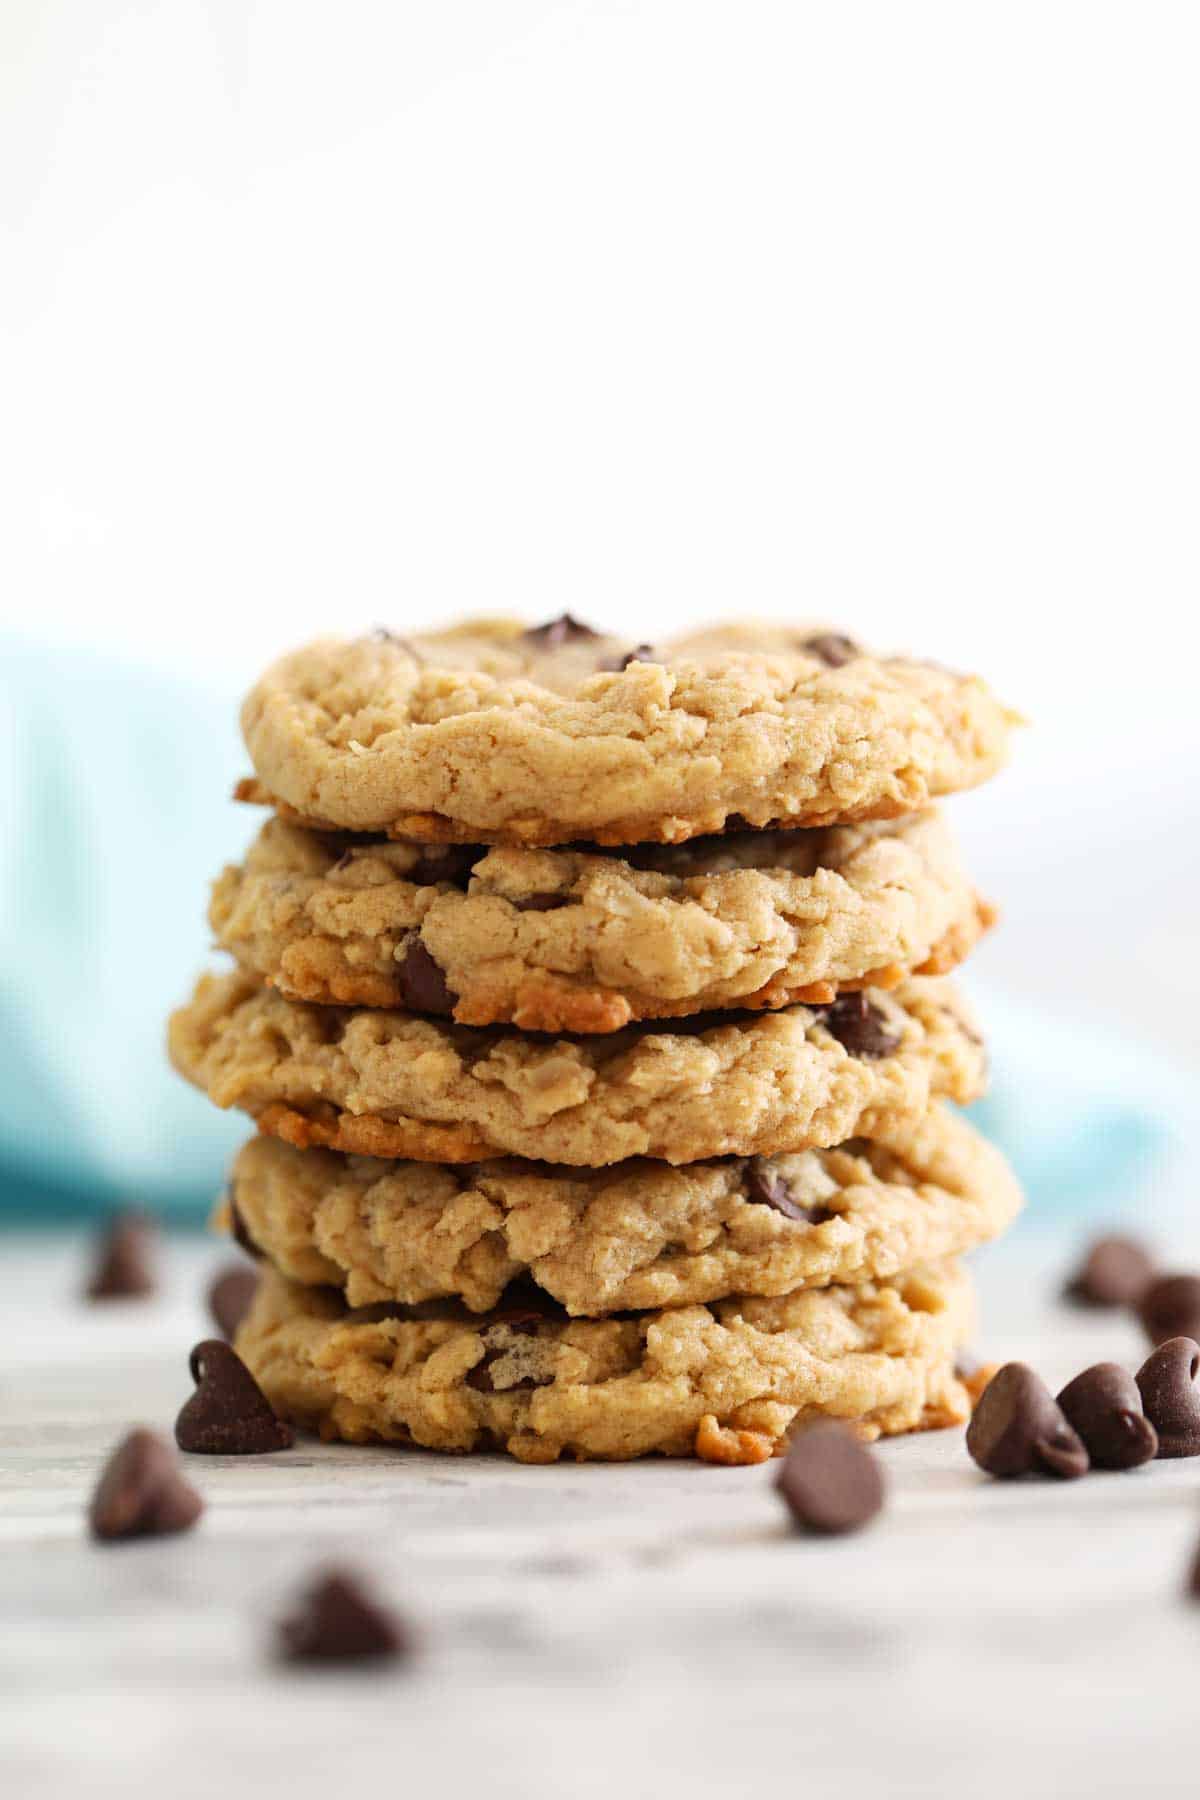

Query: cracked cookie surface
[[169, 970, 987, 1166], [227, 1104, 1019, 1315], [210, 810, 993, 1029], [235, 1259, 973, 1462], [239, 620, 1016, 847]]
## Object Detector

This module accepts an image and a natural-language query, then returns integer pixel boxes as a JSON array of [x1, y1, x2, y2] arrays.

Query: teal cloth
[[0, 637, 1190, 1226], [1, 638, 246, 1217]]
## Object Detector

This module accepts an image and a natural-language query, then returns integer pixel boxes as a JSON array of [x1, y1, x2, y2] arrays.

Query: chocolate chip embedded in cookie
[[209, 809, 993, 1028], [168, 969, 988, 1166], [238, 619, 1017, 846], [235, 1260, 975, 1463], [220, 1104, 1021, 1315]]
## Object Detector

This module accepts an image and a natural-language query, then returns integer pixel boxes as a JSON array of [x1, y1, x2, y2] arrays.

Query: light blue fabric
[[1, 638, 247, 1218], [0, 638, 1192, 1226]]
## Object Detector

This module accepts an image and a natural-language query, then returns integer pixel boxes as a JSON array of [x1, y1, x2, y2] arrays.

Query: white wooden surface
[[4, 1231, 1200, 1800]]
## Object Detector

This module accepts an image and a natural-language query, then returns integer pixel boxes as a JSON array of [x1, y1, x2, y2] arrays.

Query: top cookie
[[240, 619, 1016, 847]]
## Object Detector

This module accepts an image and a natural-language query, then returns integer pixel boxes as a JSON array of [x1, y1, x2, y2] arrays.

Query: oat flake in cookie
[[234, 1260, 974, 1463], [209, 809, 993, 1029], [238, 619, 1017, 847], [225, 1102, 1020, 1316], [168, 969, 987, 1166]]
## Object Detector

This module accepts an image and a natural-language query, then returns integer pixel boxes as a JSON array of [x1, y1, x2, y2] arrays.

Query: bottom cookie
[[235, 1262, 973, 1464]]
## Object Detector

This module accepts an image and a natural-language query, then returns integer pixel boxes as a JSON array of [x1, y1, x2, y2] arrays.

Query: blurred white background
[[2, 0, 1198, 1077]]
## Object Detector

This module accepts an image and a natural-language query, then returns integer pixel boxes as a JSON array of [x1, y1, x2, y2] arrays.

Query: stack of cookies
[[169, 618, 1021, 1464]]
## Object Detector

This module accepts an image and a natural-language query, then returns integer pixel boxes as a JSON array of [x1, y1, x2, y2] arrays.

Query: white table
[[4, 1231, 1198, 1800]]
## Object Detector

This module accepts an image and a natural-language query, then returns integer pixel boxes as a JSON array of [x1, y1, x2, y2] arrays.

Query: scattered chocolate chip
[[1062, 1234, 1155, 1308], [277, 1569, 409, 1665], [801, 632, 860, 668], [396, 939, 458, 1015], [522, 614, 600, 649], [89, 1428, 205, 1542], [207, 1265, 260, 1341], [1138, 1273, 1200, 1347], [1136, 1338, 1200, 1458], [84, 1212, 158, 1301], [514, 892, 570, 912], [821, 993, 902, 1060], [1056, 1363, 1158, 1470], [776, 1422, 886, 1534], [227, 1187, 263, 1262], [966, 1364, 1089, 1479], [599, 644, 658, 672], [744, 1159, 833, 1224], [408, 845, 480, 886], [175, 1340, 293, 1455]]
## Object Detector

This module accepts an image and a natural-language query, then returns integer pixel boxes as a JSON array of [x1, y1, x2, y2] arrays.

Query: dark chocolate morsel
[[801, 633, 860, 668], [407, 845, 480, 887], [1056, 1363, 1158, 1470], [1062, 1234, 1154, 1308], [521, 614, 600, 648], [1138, 1274, 1200, 1348], [89, 1428, 205, 1541], [84, 1212, 158, 1301], [821, 993, 902, 1060], [744, 1159, 834, 1224], [514, 893, 570, 912], [175, 1339, 293, 1455], [397, 939, 458, 1015], [966, 1363, 1089, 1479], [207, 1264, 260, 1341], [599, 644, 659, 672], [776, 1422, 886, 1534], [227, 1186, 264, 1261], [1136, 1337, 1200, 1458], [277, 1569, 409, 1664]]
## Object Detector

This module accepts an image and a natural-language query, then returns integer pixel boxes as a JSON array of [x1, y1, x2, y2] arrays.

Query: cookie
[[235, 1259, 974, 1462], [210, 811, 993, 1030], [238, 620, 1017, 847], [226, 1103, 1020, 1315], [169, 970, 986, 1166]]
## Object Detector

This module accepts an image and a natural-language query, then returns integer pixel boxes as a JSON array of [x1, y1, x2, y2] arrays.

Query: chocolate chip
[[1136, 1338, 1200, 1458], [965, 1364, 1089, 1479], [514, 892, 570, 912], [1062, 1234, 1155, 1308], [207, 1265, 260, 1341], [227, 1187, 263, 1261], [396, 939, 458, 1016], [84, 1211, 158, 1301], [465, 1315, 545, 1394], [277, 1569, 409, 1665], [776, 1422, 886, 1534], [821, 993, 901, 1060], [744, 1159, 833, 1224], [1138, 1273, 1200, 1347], [1056, 1363, 1158, 1470], [408, 845, 480, 886], [801, 633, 860, 668], [175, 1340, 293, 1455], [599, 644, 658, 672], [88, 1428, 205, 1542], [522, 614, 600, 648]]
